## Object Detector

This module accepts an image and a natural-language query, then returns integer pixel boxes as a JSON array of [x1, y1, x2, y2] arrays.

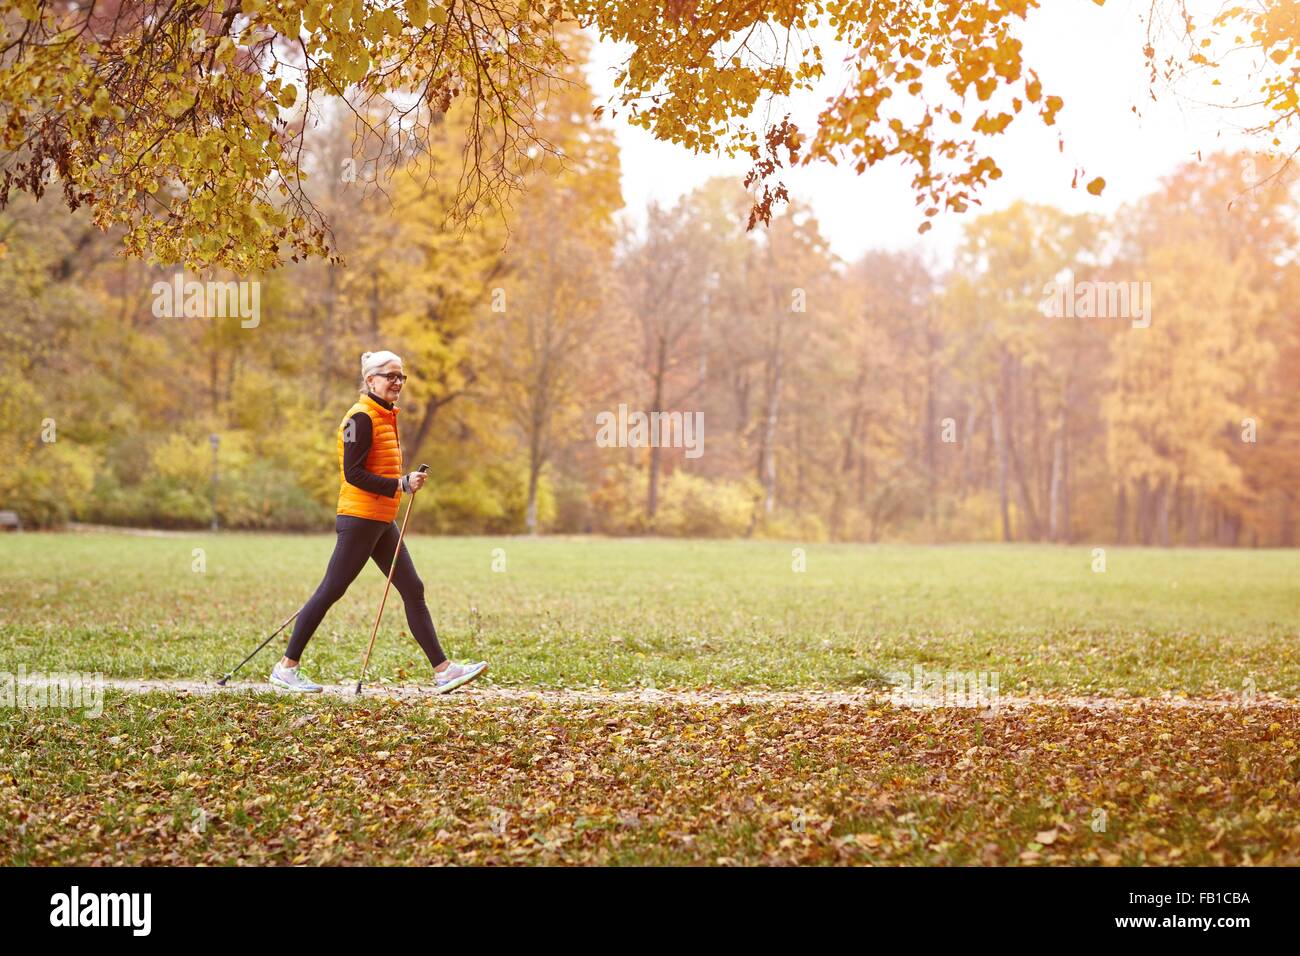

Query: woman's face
[[367, 359, 405, 404]]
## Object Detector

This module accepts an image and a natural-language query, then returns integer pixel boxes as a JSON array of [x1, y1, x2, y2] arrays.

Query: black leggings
[[285, 514, 447, 669]]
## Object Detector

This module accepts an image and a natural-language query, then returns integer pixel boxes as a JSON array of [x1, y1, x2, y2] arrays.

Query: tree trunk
[[830, 379, 866, 539], [1134, 478, 1149, 545], [1157, 479, 1171, 547], [988, 386, 1012, 542], [963, 398, 980, 493], [408, 397, 442, 465], [209, 344, 219, 416], [1001, 357, 1040, 540], [1115, 485, 1128, 544], [1061, 414, 1072, 544], [318, 266, 337, 407], [794, 412, 806, 512], [225, 344, 238, 424], [1006, 426, 1041, 540], [646, 338, 667, 520], [1031, 373, 1047, 521], [924, 356, 937, 527], [1185, 491, 1199, 547], [757, 317, 783, 517], [857, 449, 869, 511], [1048, 432, 1064, 542], [369, 273, 380, 337], [1060, 377, 1072, 543], [525, 429, 540, 538]]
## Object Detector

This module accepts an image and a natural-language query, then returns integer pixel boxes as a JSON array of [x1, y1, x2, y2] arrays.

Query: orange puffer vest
[[336, 393, 404, 521]]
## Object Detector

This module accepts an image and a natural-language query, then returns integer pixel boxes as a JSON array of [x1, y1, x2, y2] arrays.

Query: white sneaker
[[269, 662, 324, 693], [433, 660, 488, 695]]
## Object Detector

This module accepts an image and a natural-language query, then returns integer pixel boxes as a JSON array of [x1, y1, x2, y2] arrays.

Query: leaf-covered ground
[[3, 691, 1298, 866]]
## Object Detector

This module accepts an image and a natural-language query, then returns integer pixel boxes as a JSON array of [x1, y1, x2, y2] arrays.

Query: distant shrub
[[421, 461, 554, 534], [0, 369, 95, 527], [757, 509, 829, 542], [83, 430, 330, 530], [935, 491, 1006, 543], [0, 442, 97, 528], [653, 471, 758, 538], [589, 462, 649, 535], [551, 472, 595, 534], [220, 459, 333, 530]]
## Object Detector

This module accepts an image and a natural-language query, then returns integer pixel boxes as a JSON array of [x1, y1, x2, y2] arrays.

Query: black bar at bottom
[[0, 865, 1288, 943]]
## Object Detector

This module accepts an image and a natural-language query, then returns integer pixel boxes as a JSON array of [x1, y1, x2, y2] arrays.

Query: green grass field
[[1, 532, 1297, 694], [3, 531, 1299, 865]]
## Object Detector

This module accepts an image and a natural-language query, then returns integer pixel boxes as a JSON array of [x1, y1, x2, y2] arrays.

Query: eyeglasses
[[373, 372, 407, 384]]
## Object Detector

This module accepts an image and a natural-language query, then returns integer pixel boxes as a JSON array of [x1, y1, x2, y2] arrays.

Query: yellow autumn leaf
[[405, 0, 429, 26]]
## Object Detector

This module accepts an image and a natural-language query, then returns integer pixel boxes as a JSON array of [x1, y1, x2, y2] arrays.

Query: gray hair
[[360, 350, 402, 390]]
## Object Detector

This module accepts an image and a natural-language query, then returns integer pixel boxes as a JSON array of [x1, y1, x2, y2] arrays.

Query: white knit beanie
[[360, 349, 402, 386]]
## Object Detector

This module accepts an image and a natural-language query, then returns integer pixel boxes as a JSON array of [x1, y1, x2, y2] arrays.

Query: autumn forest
[[2, 19, 1297, 547]]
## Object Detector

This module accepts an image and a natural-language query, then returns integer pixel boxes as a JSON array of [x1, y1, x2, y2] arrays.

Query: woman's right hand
[[403, 471, 428, 493]]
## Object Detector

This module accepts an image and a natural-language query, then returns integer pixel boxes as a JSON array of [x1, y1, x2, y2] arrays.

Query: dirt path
[[17, 676, 1294, 711]]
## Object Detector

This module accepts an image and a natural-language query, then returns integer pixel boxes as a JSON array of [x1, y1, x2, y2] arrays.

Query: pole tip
[[354, 681, 363, 695], [216, 677, 228, 686]]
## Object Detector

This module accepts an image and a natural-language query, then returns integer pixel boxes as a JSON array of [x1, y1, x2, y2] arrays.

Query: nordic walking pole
[[217, 608, 302, 686], [355, 464, 429, 695]]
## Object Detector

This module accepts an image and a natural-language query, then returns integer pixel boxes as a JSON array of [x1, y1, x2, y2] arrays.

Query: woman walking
[[270, 350, 487, 694]]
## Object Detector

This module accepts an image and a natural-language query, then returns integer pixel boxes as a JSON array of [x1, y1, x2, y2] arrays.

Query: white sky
[[582, 0, 1269, 267]]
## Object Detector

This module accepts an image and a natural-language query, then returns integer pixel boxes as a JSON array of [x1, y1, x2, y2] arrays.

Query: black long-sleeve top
[[343, 391, 401, 498]]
